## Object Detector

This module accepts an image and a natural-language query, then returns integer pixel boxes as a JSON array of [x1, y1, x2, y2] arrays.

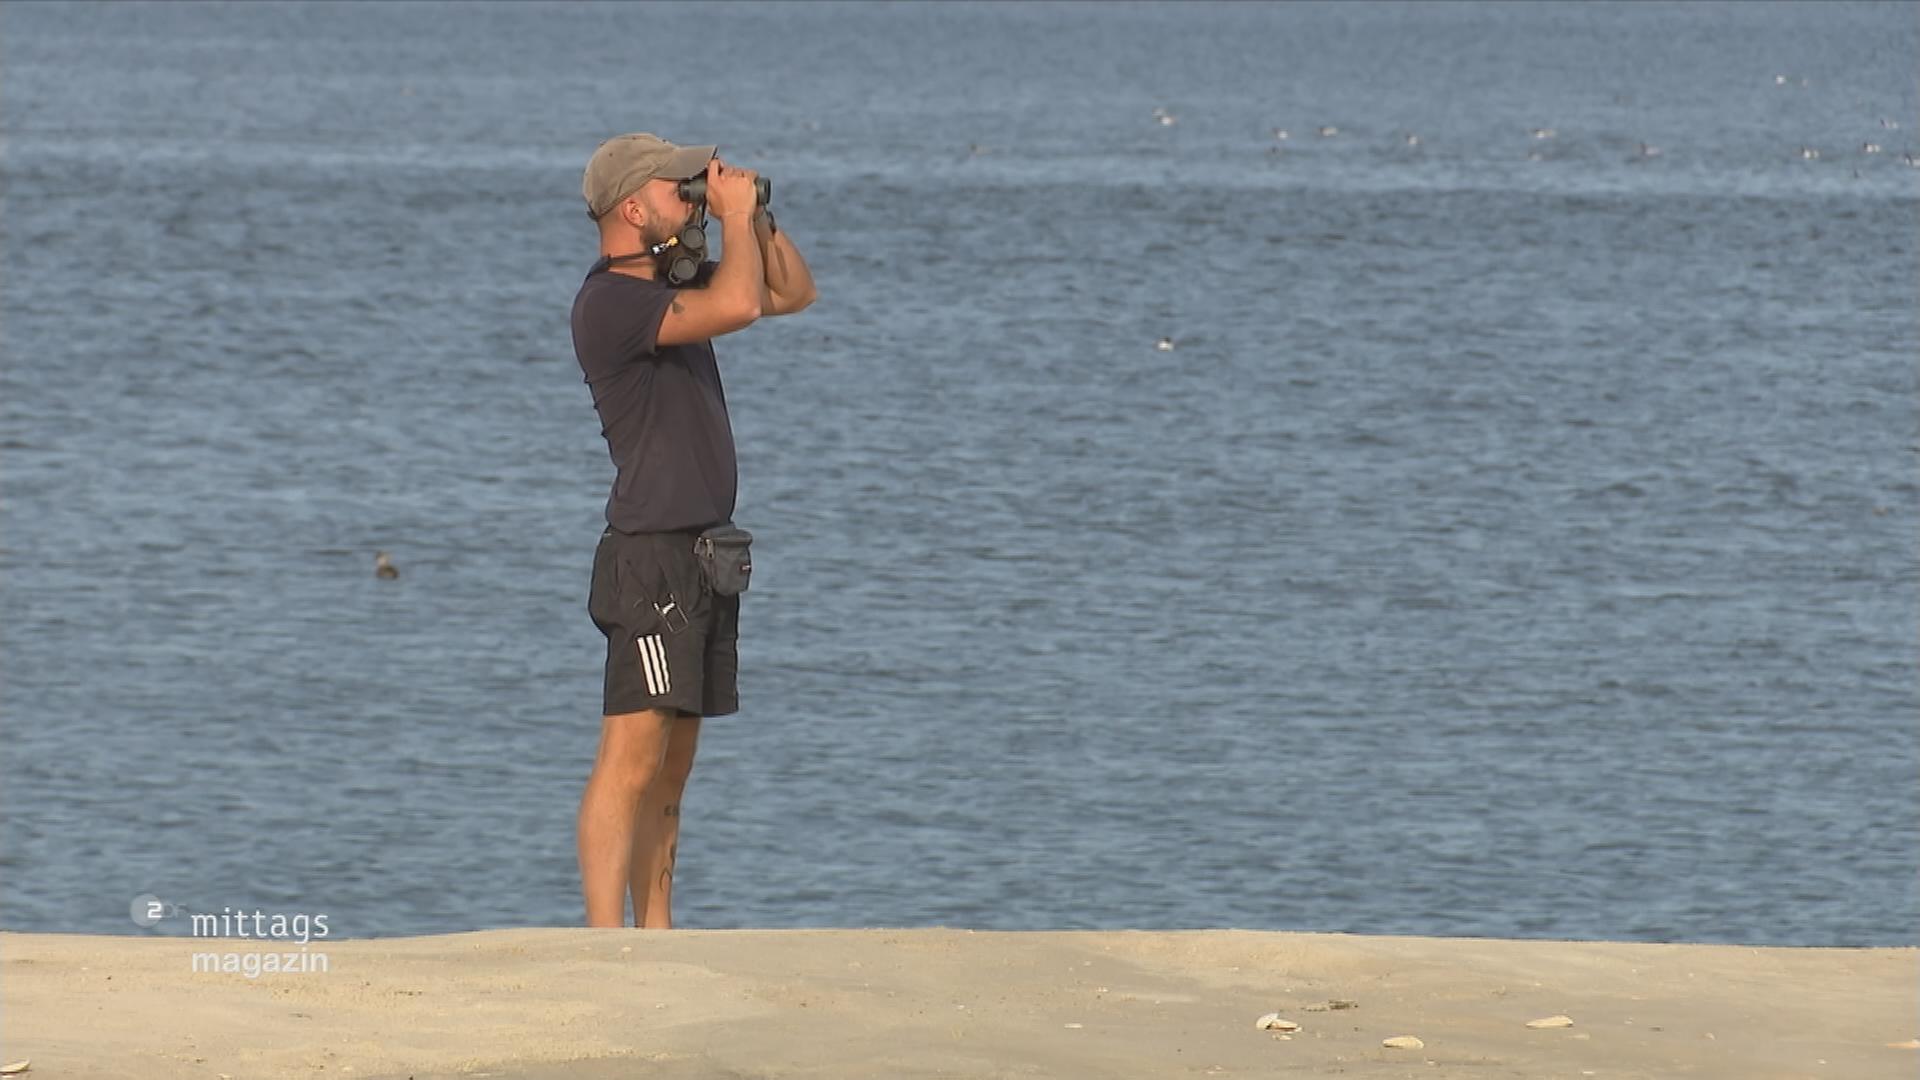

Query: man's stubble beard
[[647, 209, 697, 251]]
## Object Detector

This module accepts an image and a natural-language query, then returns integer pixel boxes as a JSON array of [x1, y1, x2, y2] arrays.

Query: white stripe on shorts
[[650, 636, 672, 693], [636, 634, 664, 696]]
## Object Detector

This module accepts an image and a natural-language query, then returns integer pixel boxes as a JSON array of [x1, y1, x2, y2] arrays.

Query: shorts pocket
[[612, 547, 666, 633]]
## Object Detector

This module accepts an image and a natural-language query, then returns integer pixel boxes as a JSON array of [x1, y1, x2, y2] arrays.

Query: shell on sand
[[1382, 1035, 1425, 1050], [1526, 1014, 1575, 1029], [1255, 1013, 1301, 1032]]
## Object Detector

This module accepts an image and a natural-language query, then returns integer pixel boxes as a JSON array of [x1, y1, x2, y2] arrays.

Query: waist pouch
[[693, 524, 753, 596]]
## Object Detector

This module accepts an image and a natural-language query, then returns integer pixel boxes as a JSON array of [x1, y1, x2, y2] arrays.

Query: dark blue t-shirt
[[571, 266, 737, 534]]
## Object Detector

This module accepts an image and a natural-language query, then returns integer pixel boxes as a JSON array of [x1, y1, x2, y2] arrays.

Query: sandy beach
[[0, 927, 1912, 1079]]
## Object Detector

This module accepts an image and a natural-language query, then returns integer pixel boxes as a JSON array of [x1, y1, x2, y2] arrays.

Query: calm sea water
[[2, 1, 1915, 946]]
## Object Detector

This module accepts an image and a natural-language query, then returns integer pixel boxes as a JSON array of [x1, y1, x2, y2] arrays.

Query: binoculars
[[677, 175, 772, 209]]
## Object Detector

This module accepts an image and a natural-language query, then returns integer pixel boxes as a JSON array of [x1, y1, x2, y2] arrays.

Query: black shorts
[[587, 526, 740, 718]]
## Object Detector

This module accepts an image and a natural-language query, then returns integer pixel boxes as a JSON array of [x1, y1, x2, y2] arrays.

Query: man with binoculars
[[571, 133, 816, 929]]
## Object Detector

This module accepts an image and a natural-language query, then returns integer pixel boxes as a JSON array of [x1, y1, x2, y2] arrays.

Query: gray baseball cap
[[582, 133, 717, 220]]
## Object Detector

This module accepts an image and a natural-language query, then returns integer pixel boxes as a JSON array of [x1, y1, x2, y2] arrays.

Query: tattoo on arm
[[669, 297, 685, 315]]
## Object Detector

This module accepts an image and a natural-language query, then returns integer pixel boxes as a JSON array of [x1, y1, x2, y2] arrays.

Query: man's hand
[[705, 159, 760, 219], [655, 160, 766, 346]]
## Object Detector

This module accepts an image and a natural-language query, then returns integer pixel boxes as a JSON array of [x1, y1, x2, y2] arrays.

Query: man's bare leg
[[577, 708, 675, 927], [631, 713, 701, 928]]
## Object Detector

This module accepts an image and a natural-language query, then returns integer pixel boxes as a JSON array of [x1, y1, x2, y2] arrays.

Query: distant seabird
[[1156, 337, 1176, 352], [375, 551, 399, 580], [1798, 146, 1820, 160], [1317, 125, 1339, 137], [1404, 133, 1422, 147], [1862, 142, 1882, 154], [1271, 127, 1290, 141], [1531, 128, 1556, 140]]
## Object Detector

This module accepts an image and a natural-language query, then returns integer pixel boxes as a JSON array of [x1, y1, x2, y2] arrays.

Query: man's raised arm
[[657, 163, 765, 346], [754, 208, 817, 316]]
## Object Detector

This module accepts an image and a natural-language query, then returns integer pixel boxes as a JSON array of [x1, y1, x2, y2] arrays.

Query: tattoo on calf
[[657, 842, 678, 892]]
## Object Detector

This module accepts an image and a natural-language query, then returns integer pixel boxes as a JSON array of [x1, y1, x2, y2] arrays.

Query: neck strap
[[591, 234, 681, 276]]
